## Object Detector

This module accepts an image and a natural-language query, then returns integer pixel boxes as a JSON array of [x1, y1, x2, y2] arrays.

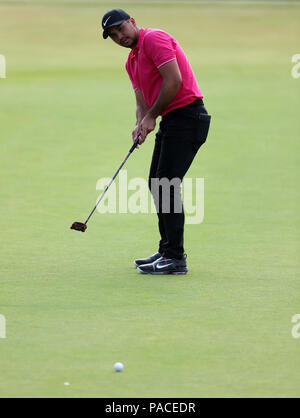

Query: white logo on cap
[[103, 16, 111, 27]]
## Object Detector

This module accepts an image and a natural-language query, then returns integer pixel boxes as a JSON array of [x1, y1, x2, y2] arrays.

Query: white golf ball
[[114, 362, 124, 372]]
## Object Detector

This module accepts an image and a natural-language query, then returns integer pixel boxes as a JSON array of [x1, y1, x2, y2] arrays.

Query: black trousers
[[148, 99, 211, 259]]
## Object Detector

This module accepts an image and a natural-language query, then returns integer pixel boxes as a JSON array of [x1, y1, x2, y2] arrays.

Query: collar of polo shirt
[[131, 27, 146, 58]]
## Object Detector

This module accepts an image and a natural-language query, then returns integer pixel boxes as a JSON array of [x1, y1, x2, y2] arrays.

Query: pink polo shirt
[[125, 28, 203, 117]]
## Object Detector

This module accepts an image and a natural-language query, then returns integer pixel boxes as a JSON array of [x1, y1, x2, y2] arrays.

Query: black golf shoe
[[134, 252, 161, 267], [137, 256, 188, 275]]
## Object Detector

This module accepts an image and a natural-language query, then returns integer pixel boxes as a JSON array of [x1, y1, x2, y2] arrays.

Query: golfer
[[102, 9, 211, 275]]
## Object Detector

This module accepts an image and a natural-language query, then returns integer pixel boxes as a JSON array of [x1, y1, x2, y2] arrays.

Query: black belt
[[162, 98, 204, 121]]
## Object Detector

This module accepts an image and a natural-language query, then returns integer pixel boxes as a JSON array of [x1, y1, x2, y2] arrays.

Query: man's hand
[[139, 113, 156, 144], [132, 123, 141, 148], [132, 114, 156, 147]]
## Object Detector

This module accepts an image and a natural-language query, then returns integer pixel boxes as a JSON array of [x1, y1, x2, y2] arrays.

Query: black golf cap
[[102, 9, 130, 39]]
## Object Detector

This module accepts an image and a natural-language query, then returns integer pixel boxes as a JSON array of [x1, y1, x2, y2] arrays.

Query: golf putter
[[70, 136, 140, 232]]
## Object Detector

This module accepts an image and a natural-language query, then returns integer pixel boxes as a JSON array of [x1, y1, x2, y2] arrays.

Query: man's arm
[[132, 89, 149, 145], [138, 59, 182, 143], [135, 89, 149, 125]]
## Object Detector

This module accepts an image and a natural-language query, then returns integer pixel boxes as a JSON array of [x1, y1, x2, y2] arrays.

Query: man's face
[[107, 18, 139, 49]]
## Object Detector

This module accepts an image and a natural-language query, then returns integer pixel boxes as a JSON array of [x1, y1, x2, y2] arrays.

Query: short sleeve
[[143, 30, 176, 69], [125, 58, 138, 91]]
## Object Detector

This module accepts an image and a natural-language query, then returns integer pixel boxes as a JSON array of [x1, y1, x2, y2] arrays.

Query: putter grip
[[129, 137, 140, 154]]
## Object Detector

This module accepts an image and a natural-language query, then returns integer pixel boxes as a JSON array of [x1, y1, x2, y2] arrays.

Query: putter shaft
[[71, 137, 140, 231]]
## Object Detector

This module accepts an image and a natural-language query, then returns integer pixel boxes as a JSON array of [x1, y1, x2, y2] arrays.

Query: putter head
[[70, 222, 87, 232]]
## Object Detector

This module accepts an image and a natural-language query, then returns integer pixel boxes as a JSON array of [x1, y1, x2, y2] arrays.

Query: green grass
[[0, 0, 299, 397]]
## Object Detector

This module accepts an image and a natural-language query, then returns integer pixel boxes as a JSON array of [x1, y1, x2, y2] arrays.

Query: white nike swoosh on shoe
[[156, 263, 174, 269], [103, 16, 111, 26]]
